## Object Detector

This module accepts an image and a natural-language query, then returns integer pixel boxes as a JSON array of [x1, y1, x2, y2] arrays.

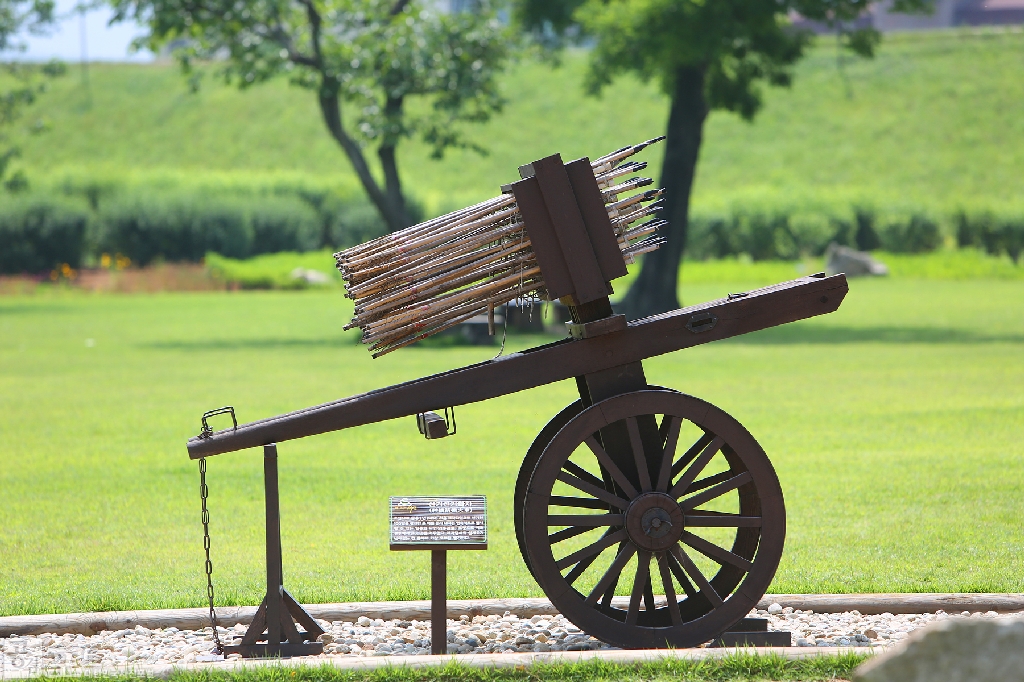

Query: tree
[[1, 0, 64, 190], [111, 0, 512, 232], [517, 0, 930, 319]]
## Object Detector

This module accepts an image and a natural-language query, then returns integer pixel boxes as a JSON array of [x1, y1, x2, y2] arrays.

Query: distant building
[[424, 0, 480, 12], [950, 0, 1024, 25], [795, 0, 1024, 32]]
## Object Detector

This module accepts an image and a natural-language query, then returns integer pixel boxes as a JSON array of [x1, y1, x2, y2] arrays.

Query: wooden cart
[[188, 152, 848, 652]]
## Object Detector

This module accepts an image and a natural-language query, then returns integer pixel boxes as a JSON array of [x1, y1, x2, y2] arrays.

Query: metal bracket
[[416, 407, 457, 440], [199, 407, 237, 440], [685, 312, 718, 334], [567, 314, 627, 340]]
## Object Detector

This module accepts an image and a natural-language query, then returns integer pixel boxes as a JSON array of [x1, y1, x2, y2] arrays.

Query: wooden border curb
[[1, 594, 1022, 638], [0, 646, 876, 680]]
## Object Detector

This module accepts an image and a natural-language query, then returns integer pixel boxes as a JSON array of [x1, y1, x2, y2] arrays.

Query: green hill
[[6, 27, 1022, 217]]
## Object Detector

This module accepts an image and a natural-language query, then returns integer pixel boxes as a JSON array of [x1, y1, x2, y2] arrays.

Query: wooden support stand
[[224, 444, 325, 658], [710, 618, 792, 647]]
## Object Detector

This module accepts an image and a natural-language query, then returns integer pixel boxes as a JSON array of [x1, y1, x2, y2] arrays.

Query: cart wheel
[[522, 389, 785, 649], [515, 400, 584, 578], [515, 387, 678, 578]]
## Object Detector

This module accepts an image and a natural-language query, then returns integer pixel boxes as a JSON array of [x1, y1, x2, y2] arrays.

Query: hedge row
[[687, 209, 949, 261], [0, 191, 390, 274], [2, 192, 1022, 275], [0, 198, 90, 274]]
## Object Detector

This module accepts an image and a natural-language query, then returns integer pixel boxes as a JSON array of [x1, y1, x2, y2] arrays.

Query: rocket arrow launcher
[[188, 139, 849, 652]]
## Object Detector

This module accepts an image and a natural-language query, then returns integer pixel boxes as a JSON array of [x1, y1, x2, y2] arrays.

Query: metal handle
[[685, 312, 718, 334], [199, 406, 237, 439]]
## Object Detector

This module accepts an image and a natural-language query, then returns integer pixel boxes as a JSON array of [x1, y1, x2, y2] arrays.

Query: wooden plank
[[508, 176, 574, 300], [187, 274, 850, 458], [564, 157, 627, 282], [529, 154, 610, 303]]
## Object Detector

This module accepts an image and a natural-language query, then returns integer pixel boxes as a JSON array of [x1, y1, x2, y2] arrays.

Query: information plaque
[[389, 495, 487, 550]]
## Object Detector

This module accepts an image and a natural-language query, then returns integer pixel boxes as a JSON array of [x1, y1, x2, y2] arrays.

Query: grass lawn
[[7, 29, 1024, 214], [0, 265, 1022, 617], [63, 655, 867, 682]]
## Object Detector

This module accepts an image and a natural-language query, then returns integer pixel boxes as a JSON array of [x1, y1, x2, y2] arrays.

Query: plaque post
[[389, 495, 488, 655], [431, 549, 447, 655]]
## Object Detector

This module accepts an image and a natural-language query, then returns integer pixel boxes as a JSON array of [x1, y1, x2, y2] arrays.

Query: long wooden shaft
[[346, 221, 529, 299], [353, 246, 535, 323], [362, 266, 542, 336], [187, 275, 847, 458]]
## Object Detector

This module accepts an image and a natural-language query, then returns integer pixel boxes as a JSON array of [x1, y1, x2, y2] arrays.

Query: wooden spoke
[[563, 532, 619, 586], [548, 513, 625, 527], [564, 552, 599, 586], [556, 471, 631, 510], [655, 416, 682, 493], [665, 548, 697, 598], [643, 569, 657, 615], [680, 471, 752, 509], [550, 496, 609, 510], [684, 513, 762, 528], [670, 544, 723, 608], [600, 574, 620, 610], [556, 529, 628, 570], [669, 436, 724, 498], [680, 470, 734, 497], [584, 436, 639, 500], [626, 417, 653, 492], [656, 552, 682, 625], [657, 413, 672, 450], [548, 525, 594, 545], [670, 431, 715, 479], [680, 531, 753, 572], [563, 461, 605, 489], [626, 551, 651, 625], [586, 543, 637, 605]]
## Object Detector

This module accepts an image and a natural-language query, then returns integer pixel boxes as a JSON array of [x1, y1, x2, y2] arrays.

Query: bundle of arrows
[[336, 138, 667, 358]]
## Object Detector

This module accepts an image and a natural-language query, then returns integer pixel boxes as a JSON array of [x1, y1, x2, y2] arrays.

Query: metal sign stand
[[224, 444, 324, 658], [390, 495, 487, 655]]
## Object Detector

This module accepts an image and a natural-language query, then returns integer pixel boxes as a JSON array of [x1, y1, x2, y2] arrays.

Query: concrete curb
[[0, 646, 877, 679], [2, 594, 1022, 638]]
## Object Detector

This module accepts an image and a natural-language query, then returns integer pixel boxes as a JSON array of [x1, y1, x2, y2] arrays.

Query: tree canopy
[[517, 0, 930, 318], [112, 0, 513, 232], [1, 0, 63, 190]]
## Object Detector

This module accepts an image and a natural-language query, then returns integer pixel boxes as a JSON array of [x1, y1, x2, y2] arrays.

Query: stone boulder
[[854, 615, 1024, 682], [825, 243, 889, 277]]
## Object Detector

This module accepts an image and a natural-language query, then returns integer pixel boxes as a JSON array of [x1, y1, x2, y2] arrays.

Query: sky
[[3, 0, 154, 62]]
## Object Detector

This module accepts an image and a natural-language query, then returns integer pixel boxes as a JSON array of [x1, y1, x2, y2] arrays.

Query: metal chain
[[199, 457, 224, 655]]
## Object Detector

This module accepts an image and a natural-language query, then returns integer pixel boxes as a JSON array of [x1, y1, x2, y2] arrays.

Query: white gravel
[[0, 607, 1014, 675]]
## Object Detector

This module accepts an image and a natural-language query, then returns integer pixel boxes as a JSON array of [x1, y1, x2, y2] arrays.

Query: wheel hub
[[624, 492, 684, 552]]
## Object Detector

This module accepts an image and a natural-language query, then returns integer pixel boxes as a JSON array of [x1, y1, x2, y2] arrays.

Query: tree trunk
[[619, 64, 709, 320], [377, 95, 413, 228], [316, 80, 413, 232]]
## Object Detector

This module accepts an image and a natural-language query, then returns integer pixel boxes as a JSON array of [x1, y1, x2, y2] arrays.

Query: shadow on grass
[[142, 332, 561, 352], [144, 325, 1024, 351], [143, 337, 358, 350], [727, 323, 1024, 345], [0, 303, 75, 315]]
